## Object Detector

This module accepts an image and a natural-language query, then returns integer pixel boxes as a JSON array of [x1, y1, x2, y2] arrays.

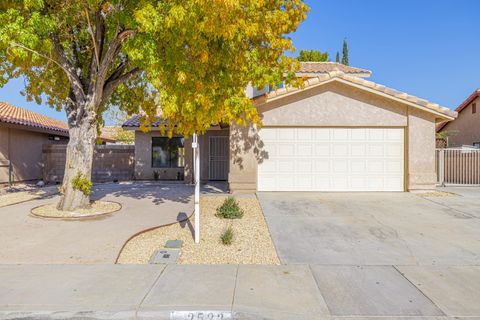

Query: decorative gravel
[[117, 196, 280, 265], [31, 200, 121, 219]]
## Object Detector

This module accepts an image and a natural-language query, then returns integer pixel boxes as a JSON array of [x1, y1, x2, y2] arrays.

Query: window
[[152, 137, 185, 168], [473, 103, 477, 114], [474, 142, 480, 149]]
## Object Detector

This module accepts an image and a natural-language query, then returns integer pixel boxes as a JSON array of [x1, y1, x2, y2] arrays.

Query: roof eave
[[295, 72, 372, 78]]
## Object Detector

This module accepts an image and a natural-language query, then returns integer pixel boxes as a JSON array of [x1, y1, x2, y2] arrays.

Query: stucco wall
[[440, 96, 480, 147], [258, 82, 408, 127], [134, 131, 192, 181], [0, 126, 67, 184], [407, 107, 437, 190], [229, 82, 439, 192]]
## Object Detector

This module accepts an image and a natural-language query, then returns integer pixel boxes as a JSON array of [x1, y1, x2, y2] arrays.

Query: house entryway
[[209, 136, 229, 181]]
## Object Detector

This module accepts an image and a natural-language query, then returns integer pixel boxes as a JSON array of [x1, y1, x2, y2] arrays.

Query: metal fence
[[436, 148, 480, 186]]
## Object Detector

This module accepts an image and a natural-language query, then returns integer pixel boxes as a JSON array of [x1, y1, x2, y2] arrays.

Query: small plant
[[220, 227, 234, 245], [216, 197, 244, 219], [153, 170, 160, 180], [71, 171, 92, 196]]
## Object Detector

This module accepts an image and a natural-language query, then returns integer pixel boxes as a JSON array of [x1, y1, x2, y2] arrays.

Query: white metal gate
[[209, 136, 229, 181], [436, 148, 480, 186]]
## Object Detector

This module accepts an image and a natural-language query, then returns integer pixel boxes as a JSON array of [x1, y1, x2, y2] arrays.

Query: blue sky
[[0, 0, 479, 122]]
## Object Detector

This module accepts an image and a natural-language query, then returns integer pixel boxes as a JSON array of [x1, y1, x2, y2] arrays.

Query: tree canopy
[[297, 49, 329, 62], [342, 37, 349, 65], [0, 0, 309, 211], [0, 0, 309, 136]]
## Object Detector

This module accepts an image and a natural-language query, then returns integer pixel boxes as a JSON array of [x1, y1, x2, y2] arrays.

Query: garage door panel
[[296, 159, 313, 172], [333, 144, 349, 156], [278, 130, 295, 140], [315, 144, 330, 156], [385, 160, 403, 173], [368, 144, 385, 156], [333, 129, 349, 140], [333, 160, 348, 173], [297, 143, 313, 156], [351, 129, 367, 140], [368, 129, 385, 140], [260, 128, 278, 141], [297, 128, 314, 140], [351, 160, 367, 173], [387, 145, 403, 157], [314, 129, 330, 140], [296, 175, 313, 188], [277, 144, 295, 156], [351, 145, 366, 156], [314, 159, 330, 173], [278, 160, 294, 172], [258, 128, 404, 192]]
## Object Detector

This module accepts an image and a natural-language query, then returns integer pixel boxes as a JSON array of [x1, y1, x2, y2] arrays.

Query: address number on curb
[[170, 311, 233, 320]]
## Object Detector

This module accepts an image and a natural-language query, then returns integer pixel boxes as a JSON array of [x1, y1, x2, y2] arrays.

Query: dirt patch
[[31, 200, 121, 219], [117, 196, 280, 265], [0, 186, 59, 208], [416, 191, 458, 197]]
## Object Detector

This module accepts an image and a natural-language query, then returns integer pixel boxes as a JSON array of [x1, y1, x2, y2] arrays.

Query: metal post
[[193, 134, 200, 244], [439, 149, 445, 186]]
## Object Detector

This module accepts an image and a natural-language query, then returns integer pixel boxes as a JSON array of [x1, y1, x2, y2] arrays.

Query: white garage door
[[257, 128, 404, 192]]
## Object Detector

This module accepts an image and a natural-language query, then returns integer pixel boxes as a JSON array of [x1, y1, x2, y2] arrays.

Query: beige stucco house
[[123, 62, 457, 192], [436, 89, 480, 148]]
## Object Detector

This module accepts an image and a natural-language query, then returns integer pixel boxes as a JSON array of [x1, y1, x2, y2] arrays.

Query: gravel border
[[116, 196, 280, 265], [30, 200, 122, 220]]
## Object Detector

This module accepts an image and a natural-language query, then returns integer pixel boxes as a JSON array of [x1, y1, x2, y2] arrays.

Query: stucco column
[[184, 136, 193, 183], [228, 123, 259, 192], [408, 107, 437, 190]]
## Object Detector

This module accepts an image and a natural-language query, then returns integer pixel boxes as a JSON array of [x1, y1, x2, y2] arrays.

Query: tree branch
[[98, 29, 136, 82], [85, 9, 100, 69], [106, 58, 129, 83], [87, 9, 106, 92], [51, 35, 86, 102], [102, 67, 141, 105]]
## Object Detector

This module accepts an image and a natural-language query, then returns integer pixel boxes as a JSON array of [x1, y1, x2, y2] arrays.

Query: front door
[[209, 136, 229, 181]]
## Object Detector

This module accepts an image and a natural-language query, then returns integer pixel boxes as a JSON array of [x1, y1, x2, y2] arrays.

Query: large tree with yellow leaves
[[0, 0, 308, 210]]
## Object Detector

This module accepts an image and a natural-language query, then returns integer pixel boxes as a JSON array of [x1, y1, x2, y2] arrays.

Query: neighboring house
[[123, 62, 457, 192], [96, 126, 118, 145], [436, 89, 480, 148], [0, 102, 121, 184], [0, 102, 69, 184]]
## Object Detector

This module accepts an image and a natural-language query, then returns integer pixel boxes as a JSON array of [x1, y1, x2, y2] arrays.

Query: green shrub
[[153, 170, 160, 180], [220, 227, 234, 245], [71, 171, 92, 196], [216, 197, 244, 219]]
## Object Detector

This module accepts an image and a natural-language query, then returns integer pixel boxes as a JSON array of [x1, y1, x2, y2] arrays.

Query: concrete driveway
[[0, 183, 195, 264], [258, 188, 480, 265]]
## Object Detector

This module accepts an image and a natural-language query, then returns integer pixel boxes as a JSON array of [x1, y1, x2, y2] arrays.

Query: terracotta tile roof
[[436, 88, 480, 132], [122, 114, 168, 128], [258, 71, 457, 120], [297, 62, 371, 77], [0, 101, 69, 135], [97, 126, 122, 142]]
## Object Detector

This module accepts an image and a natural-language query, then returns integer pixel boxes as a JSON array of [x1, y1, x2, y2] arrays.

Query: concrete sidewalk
[[1, 264, 480, 320]]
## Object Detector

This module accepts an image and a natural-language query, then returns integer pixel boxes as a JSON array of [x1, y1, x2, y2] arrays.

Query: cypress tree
[[335, 51, 340, 63], [341, 38, 349, 65]]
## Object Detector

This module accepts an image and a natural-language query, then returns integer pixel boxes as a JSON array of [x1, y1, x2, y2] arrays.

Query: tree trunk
[[57, 119, 97, 211]]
